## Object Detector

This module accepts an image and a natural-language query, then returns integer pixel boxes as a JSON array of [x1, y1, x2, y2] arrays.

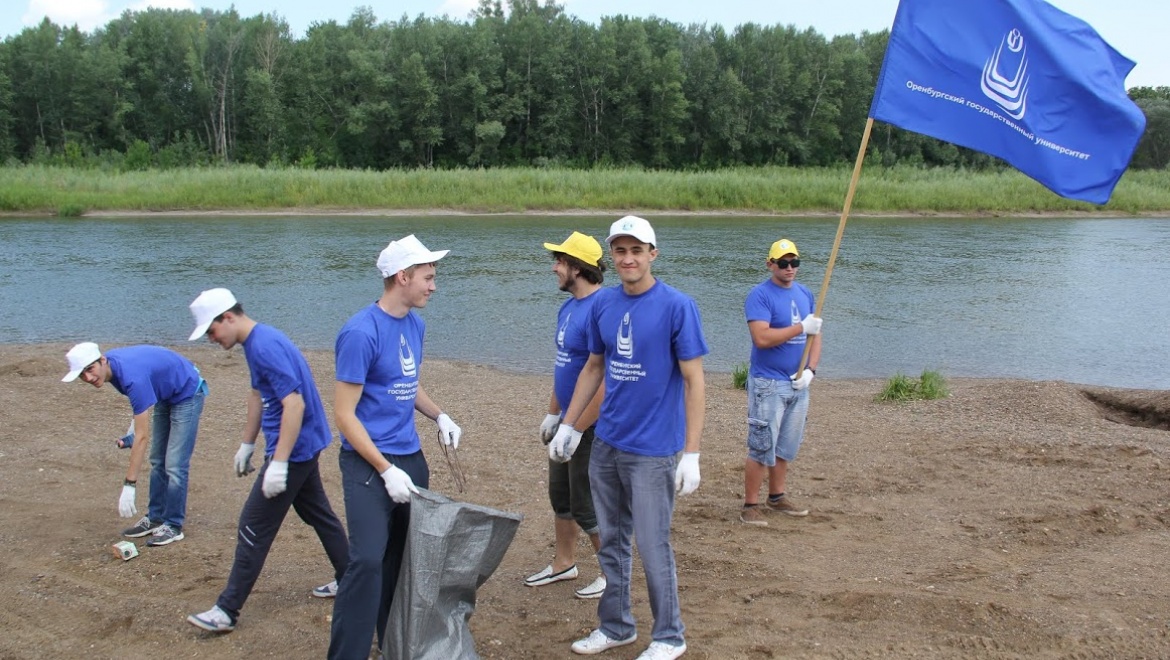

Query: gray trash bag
[[382, 488, 523, 660]]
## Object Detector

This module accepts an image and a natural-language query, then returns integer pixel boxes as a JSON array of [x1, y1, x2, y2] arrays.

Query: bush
[[877, 370, 949, 402], [732, 362, 749, 390]]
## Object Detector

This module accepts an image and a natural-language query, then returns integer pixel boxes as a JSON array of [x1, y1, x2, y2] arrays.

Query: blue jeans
[[328, 449, 429, 660], [747, 376, 810, 466], [147, 382, 206, 529], [548, 425, 598, 535], [589, 439, 685, 647]]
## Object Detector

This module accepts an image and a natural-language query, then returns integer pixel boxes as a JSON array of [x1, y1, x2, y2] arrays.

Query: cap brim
[[61, 369, 82, 383], [188, 322, 212, 341], [542, 242, 563, 252]]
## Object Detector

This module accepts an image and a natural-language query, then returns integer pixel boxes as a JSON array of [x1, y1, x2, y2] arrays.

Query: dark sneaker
[[312, 580, 339, 598], [765, 496, 809, 517], [739, 506, 768, 526], [187, 605, 235, 633], [122, 516, 161, 538], [146, 524, 184, 546]]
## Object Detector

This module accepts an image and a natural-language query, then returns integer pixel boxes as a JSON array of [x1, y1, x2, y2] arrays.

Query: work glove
[[118, 484, 137, 517], [262, 460, 288, 499], [801, 314, 823, 336], [539, 413, 561, 444], [437, 413, 462, 450], [117, 420, 134, 449], [234, 442, 256, 477], [675, 452, 701, 496], [791, 368, 815, 390], [548, 424, 583, 463], [380, 464, 419, 504]]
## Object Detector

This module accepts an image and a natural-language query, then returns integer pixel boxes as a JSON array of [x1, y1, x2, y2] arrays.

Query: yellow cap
[[543, 231, 603, 267], [768, 239, 799, 260]]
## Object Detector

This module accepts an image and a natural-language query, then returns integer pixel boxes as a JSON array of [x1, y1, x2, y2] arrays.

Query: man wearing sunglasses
[[62, 341, 207, 546], [740, 239, 823, 526]]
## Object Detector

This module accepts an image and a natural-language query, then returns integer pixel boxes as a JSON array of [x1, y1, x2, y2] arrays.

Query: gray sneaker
[[122, 516, 162, 538], [145, 524, 184, 546]]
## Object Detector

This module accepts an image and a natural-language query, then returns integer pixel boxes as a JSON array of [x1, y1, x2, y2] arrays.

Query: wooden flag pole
[[797, 116, 875, 373]]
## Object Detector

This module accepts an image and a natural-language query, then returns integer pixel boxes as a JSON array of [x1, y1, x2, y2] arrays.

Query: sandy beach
[[1, 343, 1168, 659]]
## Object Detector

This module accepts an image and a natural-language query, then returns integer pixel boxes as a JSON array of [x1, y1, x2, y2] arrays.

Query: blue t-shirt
[[553, 291, 601, 413], [107, 346, 200, 415], [243, 323, 331, 462], [334, 303, 424, 454], [744, 279, 816, 380], [586, 281, 709, 456]]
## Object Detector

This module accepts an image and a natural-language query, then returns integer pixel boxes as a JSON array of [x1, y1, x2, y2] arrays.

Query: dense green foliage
[[3, 0, 1165, 175], [876, 370, 949, 402], [732, 363, 748, 390]]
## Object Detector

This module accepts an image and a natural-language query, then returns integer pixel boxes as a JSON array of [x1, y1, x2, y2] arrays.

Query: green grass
[[732, 362, 749, 390], [2, 164, 1170, 215], [877, 370, 950, 402]]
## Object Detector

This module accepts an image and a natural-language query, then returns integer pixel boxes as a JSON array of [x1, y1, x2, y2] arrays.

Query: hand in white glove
[[380, 464, 419, 504], [675, 452, 701, 496], [234, 442, 256, 477], [548, 424, 584, 463], [262, 460, 288, 499], [791, 368, 815, 390], [539, 413, 561, 444], [118, 484, 137, 517], [801, 314, 823, 336], [437, 413, 462, 450]]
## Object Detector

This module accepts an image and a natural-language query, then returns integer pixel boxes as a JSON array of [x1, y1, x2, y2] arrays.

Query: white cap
[[62, 342, 102, 382], [188, 287, 238, 340], [376, 234, 449, 278], [605, 215, 656, 246]]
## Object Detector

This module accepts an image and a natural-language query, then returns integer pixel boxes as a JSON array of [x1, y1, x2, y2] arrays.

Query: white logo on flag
[[616, 312, 634, 358], [399, 334, 416, 377], [981, 28, 1029, 121]]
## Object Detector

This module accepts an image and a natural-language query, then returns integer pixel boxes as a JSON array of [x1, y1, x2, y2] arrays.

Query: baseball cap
[[376, 234, 450, 278], [543, 231, 603, 267], [605, 215, 656, 246], [768, 239, 799, 260], [188, 287, 238, 341], [62, 342, 102, 382]]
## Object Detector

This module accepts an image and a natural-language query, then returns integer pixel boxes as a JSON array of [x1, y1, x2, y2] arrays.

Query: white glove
[[539, 413, 561, 444], [437, 413, 462, 450], [234, 442, 256, 477], [801, 314, 823, 336], [675, 452, 701, 496], [262, 460, 288, 499], [548, 424, 584, 463], [380, 464, 419, 504], [118, 484, 137, 517], [791, 368, 815, 390]]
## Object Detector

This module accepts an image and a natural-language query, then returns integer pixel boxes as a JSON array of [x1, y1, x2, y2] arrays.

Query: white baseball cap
[[376, 234, 449, 278], [605, 215, 656, 246], [188, 287, 238, 340], [62, 342, 102, 382]]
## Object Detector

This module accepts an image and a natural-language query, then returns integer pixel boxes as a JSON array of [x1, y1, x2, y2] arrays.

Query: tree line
[[0, 0, 1167, 172]]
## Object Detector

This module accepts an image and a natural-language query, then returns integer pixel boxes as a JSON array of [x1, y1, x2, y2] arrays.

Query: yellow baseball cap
[[543, 231, 603, 267], [768, 239, 799, 260]]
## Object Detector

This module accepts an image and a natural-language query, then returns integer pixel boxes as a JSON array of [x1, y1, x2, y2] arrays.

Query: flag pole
[[798, 116, 875, 373]]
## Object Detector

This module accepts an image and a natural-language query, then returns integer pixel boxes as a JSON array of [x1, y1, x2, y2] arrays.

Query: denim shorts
[[746, 376, 810, 466]]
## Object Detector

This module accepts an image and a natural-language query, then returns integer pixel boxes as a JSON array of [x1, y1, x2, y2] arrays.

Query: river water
[[1, 214, 1167, 389]]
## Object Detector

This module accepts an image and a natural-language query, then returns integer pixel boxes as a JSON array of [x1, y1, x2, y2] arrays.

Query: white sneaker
[[525, 563, 578, 587], [312, 580, 338, 598], [187, 605, 235, 633], [571, 629, 637, 655], [636, 641, 687, 660], [574, 575, 606, 599]]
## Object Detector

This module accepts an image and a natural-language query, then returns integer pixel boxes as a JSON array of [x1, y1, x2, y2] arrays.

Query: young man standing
[[328, 235, 463, 660], [184, 288, 349, 633], [740, 239, 823, 526], [62, 341, 206, 546], [549, 216, 708, 660], [525, 231, 607, 600]]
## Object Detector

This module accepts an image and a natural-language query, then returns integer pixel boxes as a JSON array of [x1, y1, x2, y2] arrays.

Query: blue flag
[[870, 0, 1146, 205]]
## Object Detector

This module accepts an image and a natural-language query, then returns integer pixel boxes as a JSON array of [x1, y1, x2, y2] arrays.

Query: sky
[[2, 0, 1167, 88]]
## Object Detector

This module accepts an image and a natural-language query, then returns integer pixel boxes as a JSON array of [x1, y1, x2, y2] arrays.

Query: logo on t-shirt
[[399, 334, 417, 377], [790, 300, 802, 329], [616, 312, 634, 358], [557, 314, 569, 349]]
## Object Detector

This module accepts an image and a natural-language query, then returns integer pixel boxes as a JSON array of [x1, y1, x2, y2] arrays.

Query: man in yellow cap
[[740, 239, 823, 526], [524, 231, 608, 600]]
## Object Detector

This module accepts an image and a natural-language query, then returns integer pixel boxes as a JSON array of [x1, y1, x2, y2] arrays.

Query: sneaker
[[312, 580, 339, 598], [187, 605, 235, 633], [122, 516, 161, 538], [636, 641, 687, 660], [739, 506, 767, 526], [765, 495, 809, 517], [145, 524, 185, 546], [525, 564, 578, 587], [571, 629, 637, 655], [574, 575, 606, 599]]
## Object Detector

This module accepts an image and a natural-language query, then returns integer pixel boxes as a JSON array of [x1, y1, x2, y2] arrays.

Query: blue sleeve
[[744, 286, 771, 323], [253, 344, 302, 401], [586, 291, 605, 356], [123, 381, 158, 416], [672, 297, 709, 362], [335, 327, 375, 385]]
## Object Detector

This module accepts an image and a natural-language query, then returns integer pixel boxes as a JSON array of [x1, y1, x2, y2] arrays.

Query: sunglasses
[[772, 258, 801, 269]]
